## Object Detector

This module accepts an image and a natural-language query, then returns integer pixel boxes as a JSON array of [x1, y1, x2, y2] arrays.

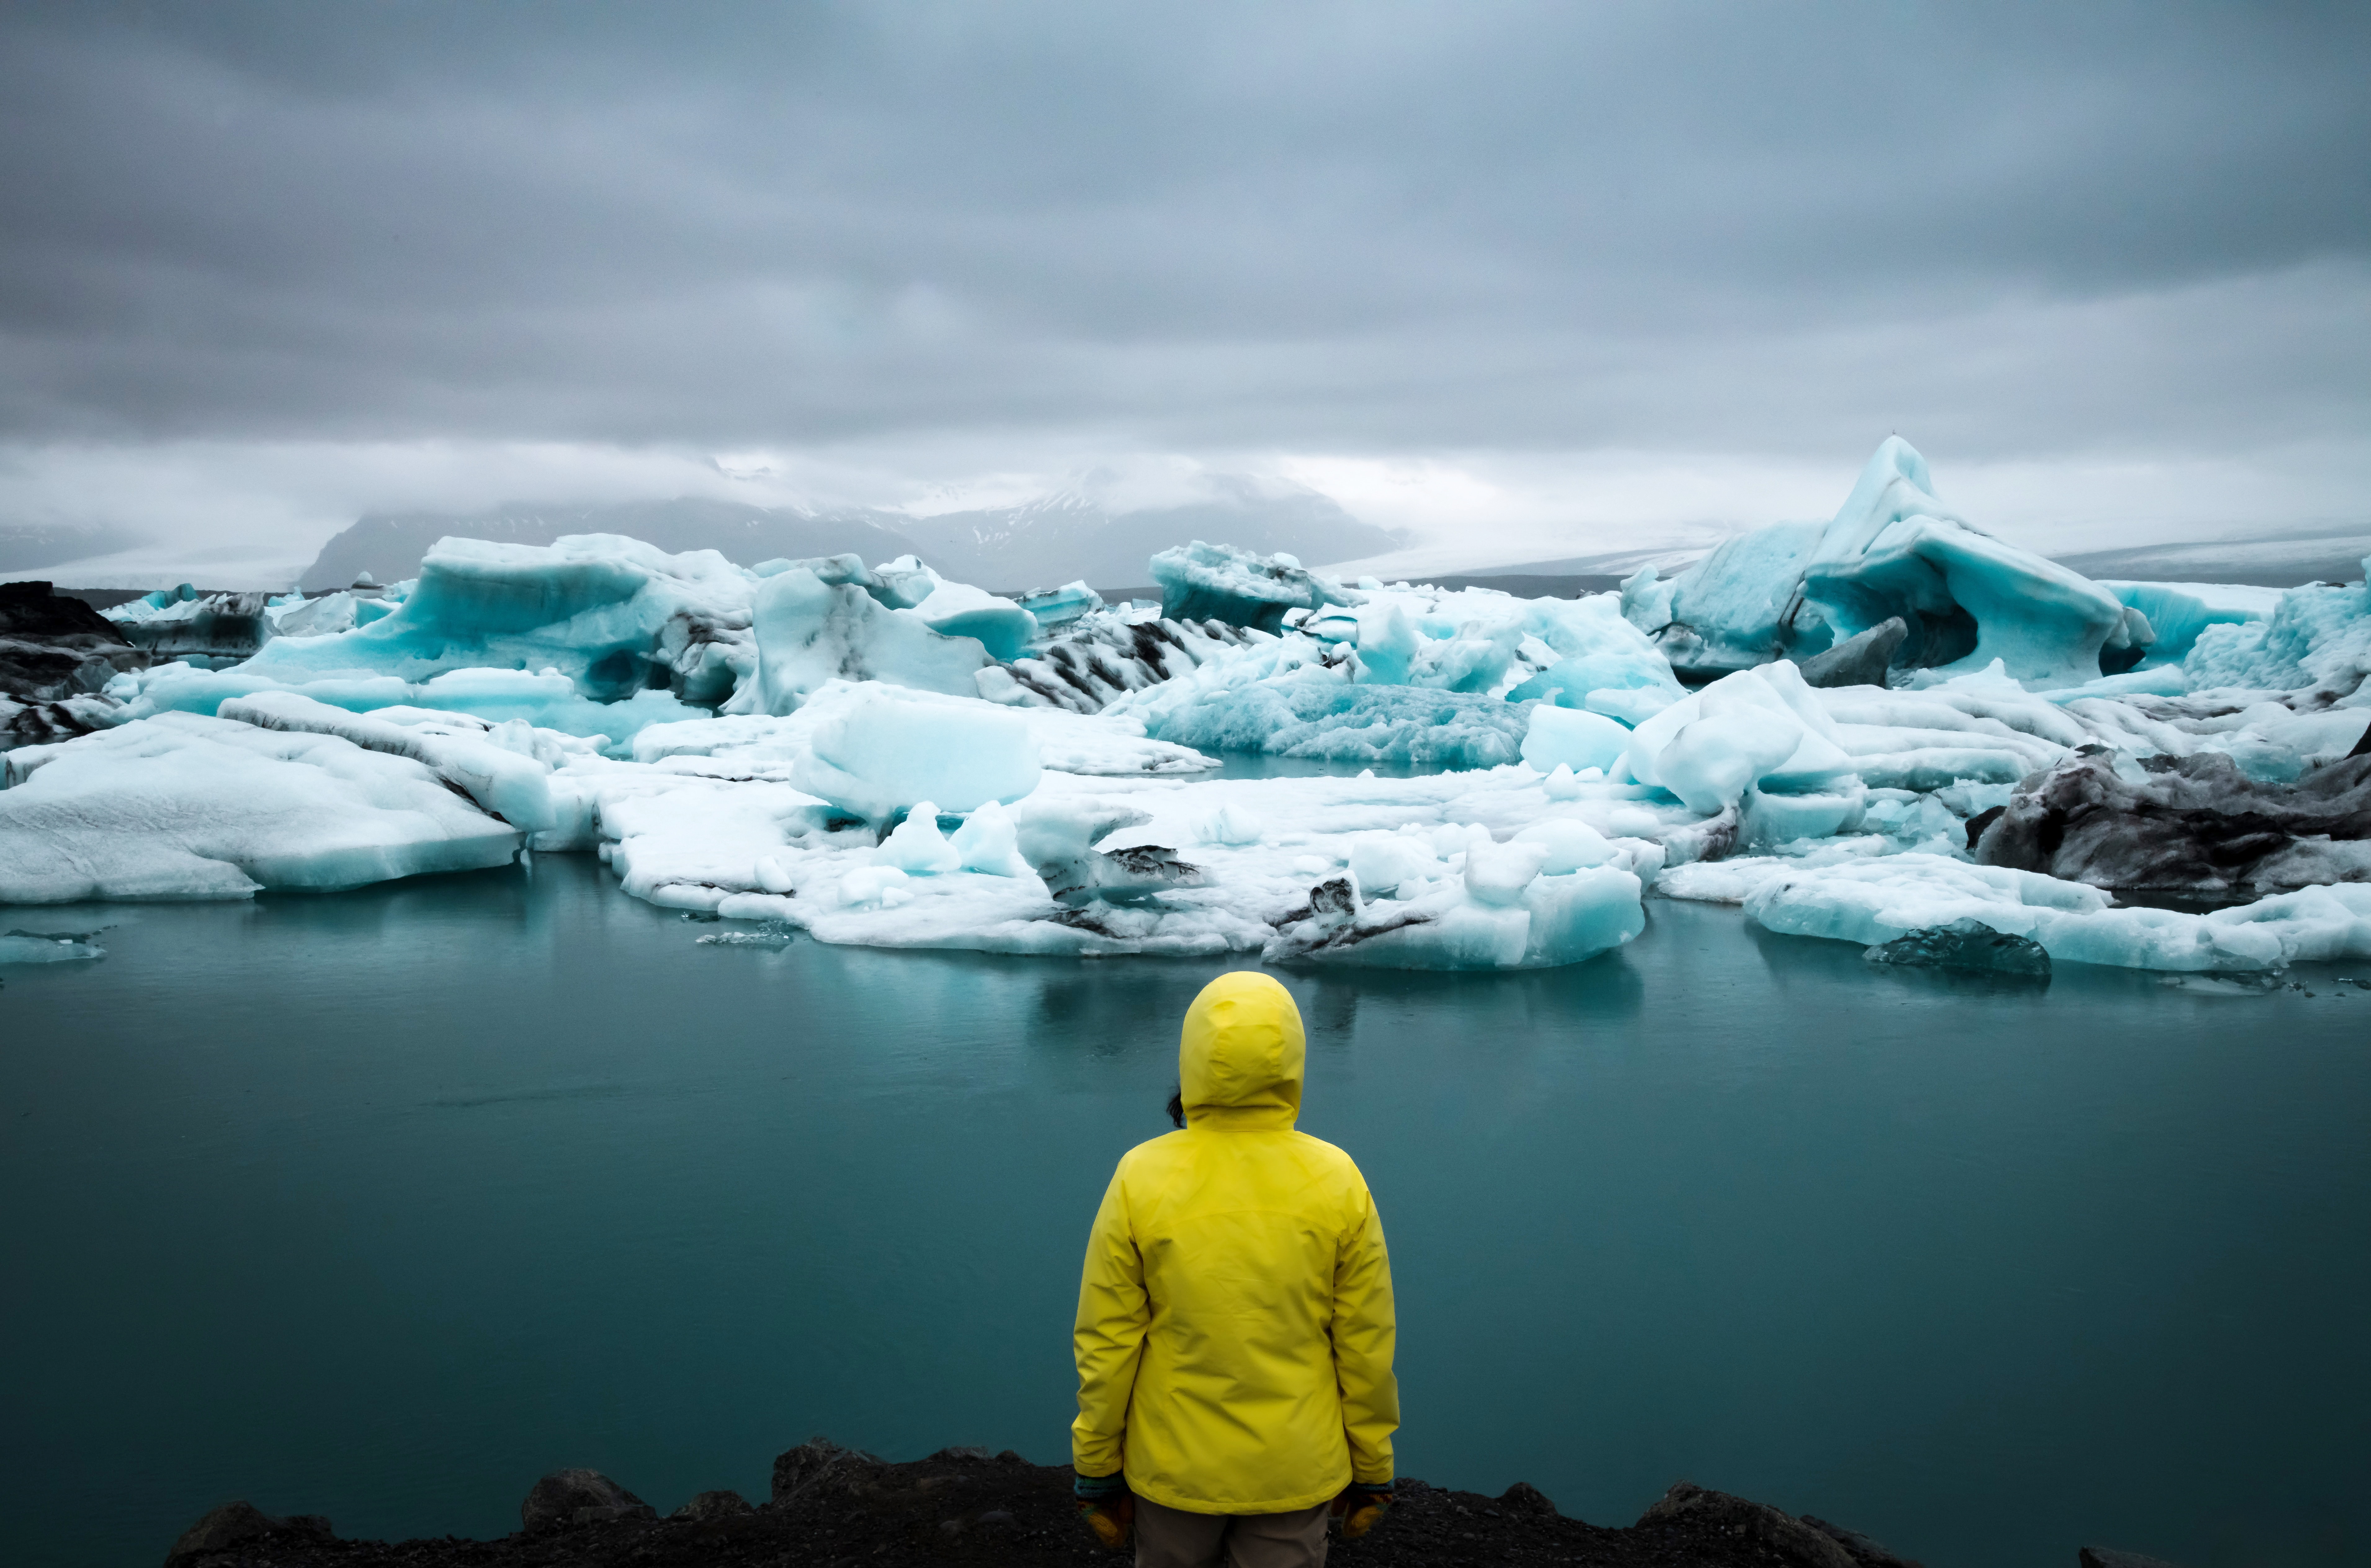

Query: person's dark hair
[[1166, 1086, 1186, 1129]]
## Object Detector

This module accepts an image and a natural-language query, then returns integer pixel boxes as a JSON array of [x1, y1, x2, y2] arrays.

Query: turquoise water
[[3, 856, 2366, 1568]]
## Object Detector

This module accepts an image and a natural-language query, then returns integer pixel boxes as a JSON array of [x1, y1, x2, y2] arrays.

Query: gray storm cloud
[[0, 0, 2365, 576]]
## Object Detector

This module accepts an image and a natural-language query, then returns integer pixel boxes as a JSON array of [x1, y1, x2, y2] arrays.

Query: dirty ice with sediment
[[5, 439, 2370, 975]]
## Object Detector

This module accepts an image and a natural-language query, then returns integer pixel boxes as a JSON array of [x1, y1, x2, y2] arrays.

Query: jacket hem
[[1125, 1469, 1350, 1517]]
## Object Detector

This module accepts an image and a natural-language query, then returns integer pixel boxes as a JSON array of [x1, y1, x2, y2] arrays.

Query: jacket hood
[[1179, 972, 1304, 1129]]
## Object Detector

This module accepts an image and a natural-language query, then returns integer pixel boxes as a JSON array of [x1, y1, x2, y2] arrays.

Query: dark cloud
[[1, 0, 2365, 459]]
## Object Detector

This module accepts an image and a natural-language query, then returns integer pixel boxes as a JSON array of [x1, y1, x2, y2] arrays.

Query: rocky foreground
[[160, 1438, 2182, 1568]]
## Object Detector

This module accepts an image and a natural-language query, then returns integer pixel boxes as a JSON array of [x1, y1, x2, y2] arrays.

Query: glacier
[[6, 436, 2370, 975]]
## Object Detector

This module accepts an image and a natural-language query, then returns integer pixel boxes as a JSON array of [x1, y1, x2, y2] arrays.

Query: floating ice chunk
[[2183, 570, 2371, 695], [1792, 442, 2133, 687], [1347, 834, 1439, 896], [1740, 782, 1868, 848], [1194, 802, 1265, 846], [1737, 853, 2364, 972], [1350, 601, 1422, 684], [2100, 582, 2280, 668], [1519, 706, 1631, 775], [838, 865, 912, 908], [1512, 816, 1617, 872], [1583, 686, 1677, 725], [745, 566, 994, 713], [1657, 706, 1804, 815], [753, 854, 795, 894], [220, 691, 560, 832], [1541, 763, 1585, 800], [1464, 839, 1548, 906], [0, 712, 520, 902], [242, 533, 759, 706], [117, 658, 703, 753], [789, 685, 1041, 823], [1148, 541, 1358, 631], [0, 930, 106, 964], [1275, 864, 1643, 969], [989, 608, 1260, 714], [1011, 581, 1106, 637], [911, 582, 1037, 661], [950, 800, 1036, 878], [1131, 675, 1531, 768], [1647, 519, 1830, 676], [878, 804, 963, 874]]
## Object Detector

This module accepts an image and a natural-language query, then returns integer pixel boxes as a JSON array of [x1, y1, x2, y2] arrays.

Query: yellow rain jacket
[[1071, 971, 1398, 1515]]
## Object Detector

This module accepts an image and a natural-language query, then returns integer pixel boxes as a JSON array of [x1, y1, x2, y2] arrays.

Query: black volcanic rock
[[159, 1442, 1930, 1568], [1975, 749, 2371, 894], [518, 1469, 656, 1532], [1635, 1481, 1859, 1568], [666, 1489, 754, 1522], [0, 580, 147, 700], [164, 1501, 333, 1566], [1800, 617, 1908, 689], [2079, 1549, 2187, 1568]]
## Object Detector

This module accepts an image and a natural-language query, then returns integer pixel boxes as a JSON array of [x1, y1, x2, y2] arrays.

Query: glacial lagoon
[[4, 855, 2365, 1568]]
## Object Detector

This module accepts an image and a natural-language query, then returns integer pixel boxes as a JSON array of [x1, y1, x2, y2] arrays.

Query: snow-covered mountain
[[297, 475, 1403, 593], [299, 499, 924, 591], [899, 474, 1402, 591]]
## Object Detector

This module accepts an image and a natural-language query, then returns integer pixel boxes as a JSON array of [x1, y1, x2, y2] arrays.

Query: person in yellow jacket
[[1071, 970, 1399, 1566]]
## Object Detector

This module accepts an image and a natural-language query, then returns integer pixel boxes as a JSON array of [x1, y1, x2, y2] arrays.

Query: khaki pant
[[1134, 1495, 1331, 1568]]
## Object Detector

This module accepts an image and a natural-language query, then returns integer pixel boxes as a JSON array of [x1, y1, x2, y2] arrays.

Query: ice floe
[[0, 712, 522, 901]]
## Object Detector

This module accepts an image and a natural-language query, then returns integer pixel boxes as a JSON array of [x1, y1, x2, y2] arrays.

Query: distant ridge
[[298, 478, 1403, 593], [2050, 523, 2371, 589], [0, 520, 146, 576], [299, 499, 923, 591]]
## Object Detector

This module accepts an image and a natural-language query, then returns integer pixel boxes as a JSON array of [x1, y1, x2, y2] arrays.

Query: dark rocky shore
[[158, 1437, 2179, 1568]]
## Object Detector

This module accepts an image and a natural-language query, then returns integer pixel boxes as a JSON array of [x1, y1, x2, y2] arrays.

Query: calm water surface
[[3, 857, 2366, 1568]]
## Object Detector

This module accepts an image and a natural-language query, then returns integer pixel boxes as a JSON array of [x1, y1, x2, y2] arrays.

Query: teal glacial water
[[3, 855, 2367, 1568]]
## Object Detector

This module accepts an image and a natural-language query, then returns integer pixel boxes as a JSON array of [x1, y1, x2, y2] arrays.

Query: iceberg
[[1132, 679, 1532, 768], [1148, 541, 1358, 631], [788, 685, 1041, 823], [983, 606, 1260, 713], [1619, 663, 1859, 814], [2100, 581, 2278, 669], [25, 488, 2369, 979], [239, 534, 761, 706], [1519, 706, 1631, 775], [1635, 439, 2145, 687], [111, 662, 709, 754], [909, 581, 1036, 662], [2182, 568, 2371, 696], [1739, 853, 2371, 972], [0, 711, 520, 902], [1642, 519, 1829, 676], [106, 587, 280, 666], [743, 565, 994, 713]]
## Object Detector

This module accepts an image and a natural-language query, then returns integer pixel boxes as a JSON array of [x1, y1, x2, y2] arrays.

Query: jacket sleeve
[[1332, 1182, 1400, 1483], [1071, 1164, 1149, 1477]]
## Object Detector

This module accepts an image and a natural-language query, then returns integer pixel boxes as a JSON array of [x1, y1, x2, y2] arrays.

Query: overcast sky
[[3, 1, 2366, 581]]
